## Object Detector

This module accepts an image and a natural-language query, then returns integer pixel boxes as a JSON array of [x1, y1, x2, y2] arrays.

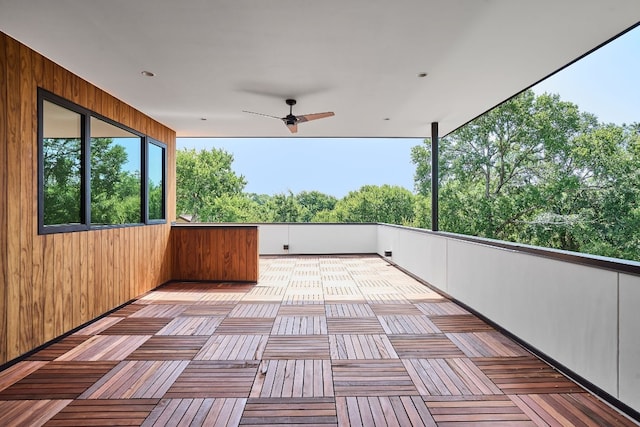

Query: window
[[38, 89, 167, 234], [90, 117, 142, 225], [147, 140, 166, 222], [40, 99, 85, 230]]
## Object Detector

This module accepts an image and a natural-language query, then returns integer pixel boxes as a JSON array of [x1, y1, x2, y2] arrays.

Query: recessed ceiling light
[[383, 118, 391, 121], [200, 118, 207, 121], [141, 70, 155, 77], [417, 72, 428, 78]]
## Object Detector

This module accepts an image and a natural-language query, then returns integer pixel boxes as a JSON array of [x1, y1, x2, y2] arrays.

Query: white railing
[[257, 222, 640, 413]]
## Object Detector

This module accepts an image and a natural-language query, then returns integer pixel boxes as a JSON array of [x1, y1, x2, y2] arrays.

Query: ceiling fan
[[243, 99, 334, 134]]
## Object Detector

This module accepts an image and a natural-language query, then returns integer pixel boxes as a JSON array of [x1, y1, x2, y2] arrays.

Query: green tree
[[296, 191, 338, 222], [333, 184, 415, 224], [411, 89, 640, 261], [265, 191, 302, 222], [176, 148, 247, 222], [42, 137, 82, 224]]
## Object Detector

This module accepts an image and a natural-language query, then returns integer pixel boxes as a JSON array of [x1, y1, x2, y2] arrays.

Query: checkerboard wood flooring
[[0, 256, 636, 426]]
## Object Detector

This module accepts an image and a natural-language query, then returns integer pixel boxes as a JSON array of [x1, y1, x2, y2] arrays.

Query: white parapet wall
[[253, 222, 640, 413], [257, 223, 378, 255]]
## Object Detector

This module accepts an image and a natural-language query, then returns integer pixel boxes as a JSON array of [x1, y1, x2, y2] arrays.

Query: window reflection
[[42, 100, 82, 226], [148, 142, 165, 221], [90, 117, 142, 225]]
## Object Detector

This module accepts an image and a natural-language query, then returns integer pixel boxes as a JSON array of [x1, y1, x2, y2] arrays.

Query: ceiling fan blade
[[296, 112, 335, 123], [286, 123, 298, 134], [242, 110, 283, 120]]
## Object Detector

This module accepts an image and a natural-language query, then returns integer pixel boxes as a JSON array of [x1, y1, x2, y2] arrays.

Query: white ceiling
[[1, 1, 638, 138]]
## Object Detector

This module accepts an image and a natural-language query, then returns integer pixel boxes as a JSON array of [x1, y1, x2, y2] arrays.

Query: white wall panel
[[258, 224, 290, 254], [377, 226, 447, 291], [446, 239, 619, 396], [619, 273, 640, 409], [289, 224, 377, 254]]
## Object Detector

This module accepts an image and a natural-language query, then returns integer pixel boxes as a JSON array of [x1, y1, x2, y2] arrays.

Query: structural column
[[431, 122, 439, 231]]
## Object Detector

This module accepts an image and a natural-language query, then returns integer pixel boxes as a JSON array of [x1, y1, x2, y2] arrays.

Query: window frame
[[38, 88, 167, 234], [144, 138, 167, 224]]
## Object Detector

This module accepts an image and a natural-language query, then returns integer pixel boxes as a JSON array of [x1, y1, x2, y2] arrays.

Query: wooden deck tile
[[324, 294, 368, 303], [55, 335, 150, 361], [336, 395, 437, 427], [45, 399, 158, 426], [0, 361, 48, 392], [166, 361, 259, 398], [143, 398, 246, 427], [195, 335, 268, 361], [79, 360, 188, 399], [0, 399, 71, 426], [403, 358, 502, 396], [251, 360, 334, 398], [229, 304, 281, 318], [447, 332, 530, 358], [240, 397, 337, 426], [111, 304, 146, 317], [424, 395, 535, 426], [282, 293, 325, 305], [364, 293, 410, 304], [156, 316, 224, 335], [378, 315, 441, 334], [332, 360, 417, 396], [371, 304, 424, 316], [429, 315, 494, 333], [99, 318, 171, 335], [473, 356, 583, 394], [289, 279, 323, 288], [329, 335, 398, 359], [126, 336, 209, 360], [416, 302, 469, 316], [278, 305, 326, 316], [0, 361, 117, 399], [325, 304, 375, 318], [181, 304, 235, 316], [129, 304, 188, 318], [215, 318, 275, 335], [327, 318, 385, 334], [263, 336, 330, 360], [272, 316, 328, 335], [73, 316, 123, 335], [389, 335, 466, 359], [510, 393, 639, 427], [27, 336, 92, 361]]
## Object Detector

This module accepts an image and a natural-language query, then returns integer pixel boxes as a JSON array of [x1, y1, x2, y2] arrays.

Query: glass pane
[[148, 143, 165, 220], [90, 117, 142, 225], [42, 100, 82, 226]]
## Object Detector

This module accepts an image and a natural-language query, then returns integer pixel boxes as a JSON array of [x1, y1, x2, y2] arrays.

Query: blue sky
[[178, 25, 639, 198]]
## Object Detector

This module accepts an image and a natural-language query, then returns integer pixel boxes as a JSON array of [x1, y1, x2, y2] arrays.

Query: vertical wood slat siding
[[172, 226, 259, 282], [0, 33, 176, 364]]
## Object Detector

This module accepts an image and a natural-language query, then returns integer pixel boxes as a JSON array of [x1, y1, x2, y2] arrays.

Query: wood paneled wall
[[0, 32, 177, 364], [172, 226, 259, 282]]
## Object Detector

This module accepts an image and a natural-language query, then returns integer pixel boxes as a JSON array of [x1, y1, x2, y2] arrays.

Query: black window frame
[[145, 138, 167, 224], [38, 88, 167, 234]]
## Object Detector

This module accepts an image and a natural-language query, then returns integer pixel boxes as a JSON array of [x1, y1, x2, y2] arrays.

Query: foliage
[[176, 148, 247, 222], [411, 89, 640, 260], [44, 136, 144, 225], [43, 137, 82, 224], [332, 185, 416, 225], [90, 137, 141, 224]]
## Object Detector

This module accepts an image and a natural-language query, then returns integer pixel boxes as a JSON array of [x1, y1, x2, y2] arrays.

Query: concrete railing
[[257, 222, 640, 414]]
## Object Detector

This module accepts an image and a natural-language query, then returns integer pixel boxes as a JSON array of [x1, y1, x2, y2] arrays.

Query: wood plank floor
[[0, 255, 637, 426]]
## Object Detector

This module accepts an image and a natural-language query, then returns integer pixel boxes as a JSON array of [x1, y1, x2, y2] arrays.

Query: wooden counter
[[171, 224, 259, 282]]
